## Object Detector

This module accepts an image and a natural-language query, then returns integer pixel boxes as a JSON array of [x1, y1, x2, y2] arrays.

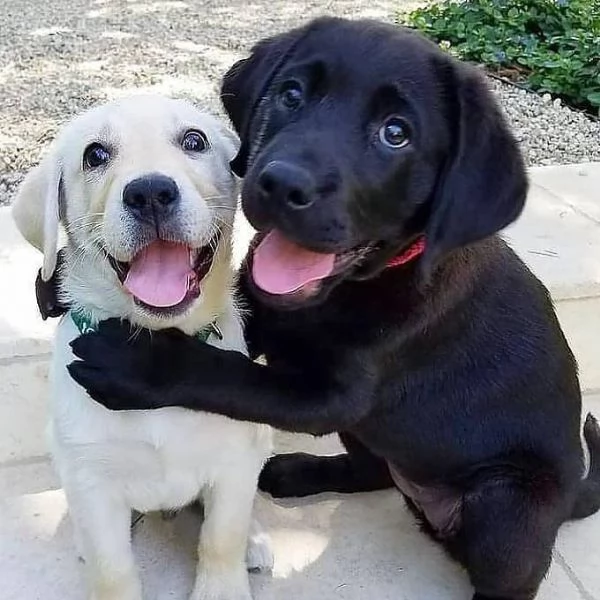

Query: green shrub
[[404, 0, 600, 115]]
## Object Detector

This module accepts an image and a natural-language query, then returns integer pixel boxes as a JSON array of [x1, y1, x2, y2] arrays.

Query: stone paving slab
[[0, 360, 49, 463], [0, 205, 56, 358], [530, 163, 600, 224], [555, 298, 600, 393], [0, 457, 57, 499], [1, 426, 596, 600], [555, 393, 600, 600], [505, 178, 600, 302]]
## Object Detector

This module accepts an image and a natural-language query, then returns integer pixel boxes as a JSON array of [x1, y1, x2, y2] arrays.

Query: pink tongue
[[124, 241, 193, 307], [252, 230, 335, 295]]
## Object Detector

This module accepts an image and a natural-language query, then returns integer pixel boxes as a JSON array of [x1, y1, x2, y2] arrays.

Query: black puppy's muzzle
[[242, 135, 353, 252], [257, 160, 317, 210]]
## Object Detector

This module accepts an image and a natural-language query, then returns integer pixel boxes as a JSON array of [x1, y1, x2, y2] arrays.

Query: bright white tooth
[[189, 249, 194, 267]]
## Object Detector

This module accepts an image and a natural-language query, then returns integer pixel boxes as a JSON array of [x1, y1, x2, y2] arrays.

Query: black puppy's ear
[[220, 27, 308, 177], [424, 64, 528, 269]]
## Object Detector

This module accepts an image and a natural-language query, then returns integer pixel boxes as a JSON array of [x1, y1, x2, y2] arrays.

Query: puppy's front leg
[[64, 481, 141, 600], [246, 518, 274, 573], [191, 469, 260, 600]]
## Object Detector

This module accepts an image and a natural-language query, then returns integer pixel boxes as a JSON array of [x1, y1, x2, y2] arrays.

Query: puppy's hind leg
[[191, 468, 260, 600], [259, 432, 394, 498], [453, 476, 561, 600], [64, 480, 141, 600]]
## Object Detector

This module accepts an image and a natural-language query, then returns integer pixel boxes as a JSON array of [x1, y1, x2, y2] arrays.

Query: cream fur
[[13, 95, 273, 600]]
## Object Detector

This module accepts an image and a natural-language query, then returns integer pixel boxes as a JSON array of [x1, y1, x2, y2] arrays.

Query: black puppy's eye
[[278, 81, 304, 110], [83, 143, 111, 169], [379, 117, 410, 149], [181, 129, 209, 153]]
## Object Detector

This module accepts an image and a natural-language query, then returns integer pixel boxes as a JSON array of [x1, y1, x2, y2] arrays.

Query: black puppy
[[69, 18, 600, 600]]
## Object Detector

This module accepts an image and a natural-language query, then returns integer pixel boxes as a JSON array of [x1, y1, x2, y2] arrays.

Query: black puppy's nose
[[123, 174, 180, 219], [257, 161, 316, 209]]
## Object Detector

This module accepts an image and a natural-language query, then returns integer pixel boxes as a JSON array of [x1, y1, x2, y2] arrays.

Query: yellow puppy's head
[[13, 95, 240, 329]]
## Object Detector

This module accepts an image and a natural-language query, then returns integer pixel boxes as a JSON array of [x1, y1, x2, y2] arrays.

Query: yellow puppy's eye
[[182, 129, 209, 153], [83, 143, 111, 169]]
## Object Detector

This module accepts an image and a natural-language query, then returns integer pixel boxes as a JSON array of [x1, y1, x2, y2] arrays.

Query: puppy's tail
[[571, 413, 600, 520]]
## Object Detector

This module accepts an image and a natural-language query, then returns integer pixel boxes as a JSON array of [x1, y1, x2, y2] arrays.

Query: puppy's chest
[[52, 314, 268, 505], [54, 378, 259, 464], [73, 417, 244, 512]]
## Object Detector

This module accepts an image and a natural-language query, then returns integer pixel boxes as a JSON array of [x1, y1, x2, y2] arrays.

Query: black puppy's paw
[[68, 319, 180, 410], [259, 453, 325, 498], [69, 318, 222, 411], [67, 360, 161, 411]]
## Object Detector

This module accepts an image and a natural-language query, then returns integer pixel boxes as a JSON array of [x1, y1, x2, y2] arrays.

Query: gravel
[[1, 0, 599, 206], [489, 78, 600, 168]]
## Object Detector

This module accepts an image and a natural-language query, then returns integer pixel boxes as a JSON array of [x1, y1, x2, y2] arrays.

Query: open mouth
[[108, 235, 219, 316], [251, 230, 373, 302]]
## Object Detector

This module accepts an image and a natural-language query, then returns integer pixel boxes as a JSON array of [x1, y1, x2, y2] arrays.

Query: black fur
[[67, 18, 600, 600], [36, 249, 69, 320]]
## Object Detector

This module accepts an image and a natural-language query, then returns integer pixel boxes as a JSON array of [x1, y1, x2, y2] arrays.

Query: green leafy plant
[[404, 0, 600, 115]]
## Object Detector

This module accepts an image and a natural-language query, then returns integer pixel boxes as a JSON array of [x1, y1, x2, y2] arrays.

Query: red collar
[[386, 236, 426, 268]]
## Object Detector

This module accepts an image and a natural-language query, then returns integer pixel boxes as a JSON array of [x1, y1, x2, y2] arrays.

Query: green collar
[[70, 309, 222, 343]]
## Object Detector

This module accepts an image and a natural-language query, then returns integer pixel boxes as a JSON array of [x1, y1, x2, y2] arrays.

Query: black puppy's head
[[222, 17, 527, 307]]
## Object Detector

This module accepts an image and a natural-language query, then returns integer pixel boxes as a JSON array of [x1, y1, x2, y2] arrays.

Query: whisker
[[128, 324, 146, 344], [213, 215, 234, 231], [66, 212, 103, 226], [66, 217, 105, 238], [208, 222, 223, 255]]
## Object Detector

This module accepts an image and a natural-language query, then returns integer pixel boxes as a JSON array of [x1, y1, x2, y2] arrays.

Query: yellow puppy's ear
[[12, 151, 62, 282]]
